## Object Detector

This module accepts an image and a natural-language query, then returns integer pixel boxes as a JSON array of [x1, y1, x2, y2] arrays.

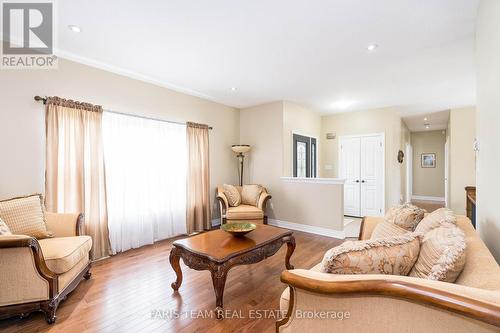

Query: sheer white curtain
[[102, 111, 187, 254]]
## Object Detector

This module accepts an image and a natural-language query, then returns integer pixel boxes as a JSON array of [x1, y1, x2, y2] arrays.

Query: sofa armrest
[[358, 216, 384, 240], [279, 269, 500, 329], [0, 235, 58, 303], [45, 212, 84, 237], [257, 191, 272, 211], [216, 187, 229, 223]]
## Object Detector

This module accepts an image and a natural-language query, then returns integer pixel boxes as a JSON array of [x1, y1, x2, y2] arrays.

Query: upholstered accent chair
[[0, 212, 92, 324], [216, 185, 272, 224]]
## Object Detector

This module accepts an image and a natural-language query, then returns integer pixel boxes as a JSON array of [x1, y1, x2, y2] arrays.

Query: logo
[[1, 1, 57, 69]]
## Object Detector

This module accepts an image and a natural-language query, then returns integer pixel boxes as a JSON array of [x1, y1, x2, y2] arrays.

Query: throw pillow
[[370, 219, 409, 239], [385, 203, 426, 231], [409, 225, 466, 282], [321, 233, 421, 276], [414, 208, 456, 234], [240, 185, 262, 206], [223, 184, 241, 207], [0, 217, 12, 235], [0, 194, 52, 239]]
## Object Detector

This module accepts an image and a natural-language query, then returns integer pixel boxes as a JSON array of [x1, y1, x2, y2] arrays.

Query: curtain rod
[[34, 96, 213, 130]]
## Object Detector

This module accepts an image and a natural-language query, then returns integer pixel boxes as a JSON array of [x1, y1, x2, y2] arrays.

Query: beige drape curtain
[[186, 122, 211, 234], [45, 96, 111, 259]]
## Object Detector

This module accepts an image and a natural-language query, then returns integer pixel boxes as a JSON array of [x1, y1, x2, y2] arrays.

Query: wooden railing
[[465, 186, 476, 228]]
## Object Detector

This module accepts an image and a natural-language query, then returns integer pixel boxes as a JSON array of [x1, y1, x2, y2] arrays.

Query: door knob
[[355, 180, 360, 183], [361, 180, 366, 183]]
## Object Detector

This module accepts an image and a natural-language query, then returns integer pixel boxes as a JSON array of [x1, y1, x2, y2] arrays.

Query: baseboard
[[411, 195, 445, 202], [268, 219, 345, 239]]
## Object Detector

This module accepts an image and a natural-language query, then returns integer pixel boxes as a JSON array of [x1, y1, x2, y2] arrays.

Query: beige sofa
[[0, 212, 92, 324], [278, 215, 500, 332], [216, 185, 272, 224]]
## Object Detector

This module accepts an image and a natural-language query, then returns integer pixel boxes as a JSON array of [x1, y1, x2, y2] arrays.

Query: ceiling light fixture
[[424, 117, 428, 121], [231, 87, 237, 92], [68, 25, 81, 33], [367, 44, 379, 52], [424, 124, 431, 129], [332, 100, 356, 110]]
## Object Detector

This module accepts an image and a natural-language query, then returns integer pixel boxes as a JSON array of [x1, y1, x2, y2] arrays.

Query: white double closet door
[[339, 134, 384, 217]]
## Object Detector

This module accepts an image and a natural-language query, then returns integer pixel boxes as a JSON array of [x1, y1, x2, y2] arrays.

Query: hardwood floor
[[411, 199, 445, 213], [0, 229, 342, 333]]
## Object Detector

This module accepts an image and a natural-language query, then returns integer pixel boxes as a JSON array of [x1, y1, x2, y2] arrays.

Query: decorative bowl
[[221, 222, 256, 237]]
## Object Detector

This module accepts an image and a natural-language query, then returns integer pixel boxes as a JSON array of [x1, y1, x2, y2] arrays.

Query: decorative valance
[[45, 96, 103, 113], [187, 121, 210, 130]]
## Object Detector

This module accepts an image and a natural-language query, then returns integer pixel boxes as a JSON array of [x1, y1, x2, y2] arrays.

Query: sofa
[[216, 185, 272, 224], [277, 215, 500, 332], [0, 212, 92, 324]]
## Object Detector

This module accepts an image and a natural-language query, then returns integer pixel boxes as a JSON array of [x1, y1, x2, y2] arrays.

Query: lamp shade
[[231, 145, 251, 154]]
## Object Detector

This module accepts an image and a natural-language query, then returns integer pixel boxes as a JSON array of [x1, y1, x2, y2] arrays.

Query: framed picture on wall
[[421, 153, 436, 168]]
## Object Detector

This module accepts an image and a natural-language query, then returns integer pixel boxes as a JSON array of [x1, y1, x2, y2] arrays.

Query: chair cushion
[[223, 184, 241, 207], [240, 185, 263, 206], [415, 208, 456, 234], [226, 204, 264, 220], [0, 194, 52, 239], [321, 233, 421, 276], [385, 203, 426, 231], [409, 225, 466, 282], [39, 236, 92, 274]]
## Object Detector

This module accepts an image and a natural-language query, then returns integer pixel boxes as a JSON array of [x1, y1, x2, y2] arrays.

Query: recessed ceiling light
[[424, 117, 428, 121], [424, 124, 431, 129], [231, 87, 237, 92], [332, 100, 356, 110], [68, 25, 81, 33], [367, 44, 379, 52]]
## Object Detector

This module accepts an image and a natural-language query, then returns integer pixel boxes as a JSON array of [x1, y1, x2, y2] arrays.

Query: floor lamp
[[231, 145, 251, 186]]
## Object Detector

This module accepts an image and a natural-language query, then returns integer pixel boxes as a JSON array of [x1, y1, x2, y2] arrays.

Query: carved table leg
[[211, 265, 228, 319], [284, 236, 296, 270], [169, 247, 183, 291]]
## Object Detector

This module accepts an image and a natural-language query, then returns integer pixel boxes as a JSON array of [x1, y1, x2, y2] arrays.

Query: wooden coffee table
[[169, 224, 295, 318]]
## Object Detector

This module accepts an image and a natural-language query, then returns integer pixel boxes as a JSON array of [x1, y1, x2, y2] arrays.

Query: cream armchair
[[277, 216, 500, 332], [216, 185, 272, 224], [0, 213, 92, 324]]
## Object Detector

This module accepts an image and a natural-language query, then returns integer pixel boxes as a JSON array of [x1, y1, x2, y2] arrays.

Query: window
[[102, 111, 187, 254], [293, 133, 317, 178]]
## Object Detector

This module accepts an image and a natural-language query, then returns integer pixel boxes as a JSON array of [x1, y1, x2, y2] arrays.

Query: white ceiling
[[403, 110, 450, 132], [54, 0, 478, 115]]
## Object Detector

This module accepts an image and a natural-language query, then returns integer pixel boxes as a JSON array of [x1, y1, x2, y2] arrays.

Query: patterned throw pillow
[[409, 225, 466, 282], [414, 208, 456, 234], [370, 220, 409, 239], [240, 185, 263, 207], [223, 184, 241, 207], [321, 233, 421, 276], [0, 194, 52, 239], [0, 217, 12, 235], [385, 203, 426, 231]]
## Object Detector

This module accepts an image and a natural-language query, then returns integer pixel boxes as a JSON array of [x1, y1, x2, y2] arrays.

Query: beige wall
[[400, 120, 411, 203], [411, 130, 446, 198], [476, 0, 500, 262], [0, 58, 240, 219], [448, 107, 476, 215], [282, 101, 322, 177], [320, 107, 404, 209], [240, 102, 344, 232]]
